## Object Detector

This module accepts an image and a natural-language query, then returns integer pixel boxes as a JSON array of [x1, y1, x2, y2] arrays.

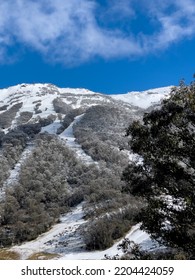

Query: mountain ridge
[[0, 82, 173, 106], [0, 83, 173, 132]]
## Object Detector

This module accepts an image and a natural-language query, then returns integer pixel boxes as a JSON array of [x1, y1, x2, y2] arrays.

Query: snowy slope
[[0, 84, 91, 118], [111, 86, 173, 108], [12, 203, 159, 260], [0, 83, 173, 122]]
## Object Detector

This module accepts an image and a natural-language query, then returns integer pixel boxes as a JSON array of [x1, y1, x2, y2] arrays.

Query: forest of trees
[[0, 135, 70, 245], [0, 129, 141, 248], [73, 104, 142, 173]]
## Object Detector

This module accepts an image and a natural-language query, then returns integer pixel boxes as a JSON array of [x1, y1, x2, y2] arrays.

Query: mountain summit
[[0, 83, 172, 132]]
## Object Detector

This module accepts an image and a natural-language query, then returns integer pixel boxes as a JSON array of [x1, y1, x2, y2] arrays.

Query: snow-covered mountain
[[0, 83, 173, 260], [0, 82, 173, 136], [0, 83, 172, 115]]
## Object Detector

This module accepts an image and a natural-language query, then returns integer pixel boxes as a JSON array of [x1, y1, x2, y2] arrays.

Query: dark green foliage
[[122, 164, 152, 196], [123, 81, 195, 259]]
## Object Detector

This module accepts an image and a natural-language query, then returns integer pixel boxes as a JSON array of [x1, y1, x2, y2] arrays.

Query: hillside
[[0, 83, 172, 259]]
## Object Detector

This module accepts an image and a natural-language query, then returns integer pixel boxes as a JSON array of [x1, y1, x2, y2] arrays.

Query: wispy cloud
[[0, 0, 195, 65], [143, 0, 195, 50]]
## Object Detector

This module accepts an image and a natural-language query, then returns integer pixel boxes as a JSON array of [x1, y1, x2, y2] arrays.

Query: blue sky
[[0, 0, 195, 94]]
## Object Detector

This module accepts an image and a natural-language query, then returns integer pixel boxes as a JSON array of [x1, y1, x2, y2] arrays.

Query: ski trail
[[11, 203, 159, 260], [0, 143, 34, 200], [59, 114, 98, 165]]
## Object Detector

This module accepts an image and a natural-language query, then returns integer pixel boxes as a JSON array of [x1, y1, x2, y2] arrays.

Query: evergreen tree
[[123, 80, 195, 259]]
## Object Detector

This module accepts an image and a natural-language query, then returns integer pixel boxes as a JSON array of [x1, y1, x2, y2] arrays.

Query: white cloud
[[0, 0, 195, 65], [142, 0, 195, 50]]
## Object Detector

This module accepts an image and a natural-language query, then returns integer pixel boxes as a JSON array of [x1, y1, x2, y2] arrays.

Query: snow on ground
[[0, 83, 173, 114], [111, 86, 173, 109], [41, 119, 61, 134], [59, 223, 156, 260], [58, 88, 98, 95], [11, 202, 158, 260], [59, 114, 98, 165]]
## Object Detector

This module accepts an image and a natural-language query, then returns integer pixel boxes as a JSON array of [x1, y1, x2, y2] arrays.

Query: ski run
[[12, 203, 158, 260]]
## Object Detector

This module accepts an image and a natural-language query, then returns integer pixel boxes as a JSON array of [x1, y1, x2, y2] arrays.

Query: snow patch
[[41, 120, 61, 134]]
